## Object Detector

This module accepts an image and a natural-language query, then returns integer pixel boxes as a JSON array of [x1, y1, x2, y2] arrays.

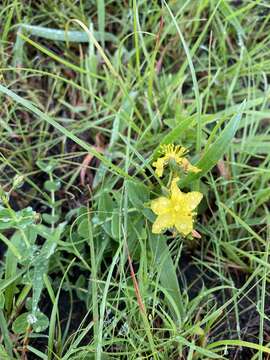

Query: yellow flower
[[150, 177, 203, 236], [152, 144, 200, 177], [181, 157, 201, 174]]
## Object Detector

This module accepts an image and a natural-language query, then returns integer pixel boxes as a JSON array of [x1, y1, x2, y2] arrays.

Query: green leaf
[[44, 180, 61, 191], [13, 26, 25, 67], [42, 213, 60, 225], [26, 345, 48, 360], [0, 345, 11, 360], [16, 207, 37, 228], [36, 160, 56, 173], [12, 311, 49, 334], [208, 339, 270, 355], [12, 175, 24, 189], [77, 218, 89, 238], [0, 293, 5, 309], [176, 335, 221, 359], [97, 0, 105, 46], [32, 311, 49, 333], [31, 223, 64, 316], [0, 232, 21, 260], [0, 269, 26, 293], [32, 259, 48, 317], [12, 313, 29, 334], [111, 212, 121, 240], [0, 207, 37, 231], [98, 192, 114, 237], [8, 229, 37, 264], [3, 231, 21, 313], [142, 207, 155, 222], [126, 180, 150, 209], [0, 311, 13, 358], [0, 208, 14, 230], [149, 232, 183, 321], [181, 101, 245, 187], [75, 275, 87, 302], [221, 242, 249, 270], [127, 216, 145, 259], [18, 23, 118, 43]]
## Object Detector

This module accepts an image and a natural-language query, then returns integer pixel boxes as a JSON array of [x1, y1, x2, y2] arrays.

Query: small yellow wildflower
[[151, 177, 203, 236], [152, 144, 200, 177]]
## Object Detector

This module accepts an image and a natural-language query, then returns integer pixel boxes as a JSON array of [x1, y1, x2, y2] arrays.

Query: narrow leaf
[[181, 101, 245, 186], [149, 232, 184, 320], [18, 24, 118, 42]]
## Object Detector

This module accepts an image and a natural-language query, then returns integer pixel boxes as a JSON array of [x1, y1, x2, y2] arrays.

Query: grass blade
[[181, 100, 245, 187], [208, 339, 270, 355], [18, 23, 117, 42], [149, 233, 183, 321]]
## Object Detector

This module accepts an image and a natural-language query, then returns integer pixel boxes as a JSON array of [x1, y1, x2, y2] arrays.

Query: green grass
[[0, 0, 270, 359]]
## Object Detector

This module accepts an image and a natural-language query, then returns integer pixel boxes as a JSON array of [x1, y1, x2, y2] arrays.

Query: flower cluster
[[150, 144, 203, 237]]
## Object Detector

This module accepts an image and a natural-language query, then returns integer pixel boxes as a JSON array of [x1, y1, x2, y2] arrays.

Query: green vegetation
[[0, 1, 270, 359]]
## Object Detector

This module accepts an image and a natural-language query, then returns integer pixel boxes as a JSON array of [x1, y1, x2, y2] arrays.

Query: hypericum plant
[[150, 176, 203, 236], [149, 144, 203, 237]]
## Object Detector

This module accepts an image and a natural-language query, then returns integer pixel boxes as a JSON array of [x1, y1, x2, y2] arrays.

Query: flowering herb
[[150, 177, 202, 236], [149, 144, 203, 237], [152, 144, 200, 178]]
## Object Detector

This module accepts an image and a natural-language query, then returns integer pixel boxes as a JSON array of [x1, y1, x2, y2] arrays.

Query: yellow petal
[[175, 214, 193, 236], [187, 164, 201, 173], [183, 191, 203, 212], [152, 213, 175, 234], [181, 158, 201, 173], [170, 177, 184, 202], [188, 164, 202, 174], [153, 157, 166, 177], [151, 196, 171, 215]]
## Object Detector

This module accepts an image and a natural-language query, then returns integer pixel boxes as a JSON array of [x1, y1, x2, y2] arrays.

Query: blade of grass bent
[[208, 339, 270, 355], [18, 24, 118, 42]]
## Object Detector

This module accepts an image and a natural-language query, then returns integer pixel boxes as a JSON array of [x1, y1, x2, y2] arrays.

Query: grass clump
[[0, 1, 270, 359]]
